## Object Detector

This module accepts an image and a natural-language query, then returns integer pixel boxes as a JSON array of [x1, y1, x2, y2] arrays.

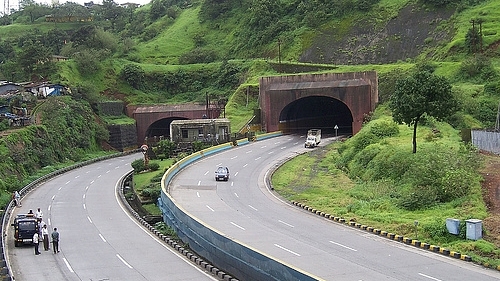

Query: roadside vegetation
[[272, 106, 498, 268]]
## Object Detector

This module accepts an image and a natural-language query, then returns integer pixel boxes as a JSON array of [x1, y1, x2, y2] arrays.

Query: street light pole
[[334, 125, 338, 137]]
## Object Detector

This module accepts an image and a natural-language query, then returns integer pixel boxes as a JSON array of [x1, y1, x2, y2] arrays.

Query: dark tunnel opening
[[146, 117, 188, 141], [278, 96, 353, 136]]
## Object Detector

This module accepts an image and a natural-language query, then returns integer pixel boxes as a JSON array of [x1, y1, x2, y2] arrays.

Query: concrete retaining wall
[[158, 132, 321, 281]]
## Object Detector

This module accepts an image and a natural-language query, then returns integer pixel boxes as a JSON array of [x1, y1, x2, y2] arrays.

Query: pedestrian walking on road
[[42, 225, 50, 251], [51, 228, 60, 254], [33, 232, 41, 255], [14, 191, 21, 207]]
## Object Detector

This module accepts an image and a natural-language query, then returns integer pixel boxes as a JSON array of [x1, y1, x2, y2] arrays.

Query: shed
[[170, 118, 230, 144]]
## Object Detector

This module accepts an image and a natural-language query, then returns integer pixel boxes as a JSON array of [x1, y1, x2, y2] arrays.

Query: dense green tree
[[19, 0, 47, 22], [53, 2, 90, 22], [42, 29, 70, 54], [149, 0, 167, 20], [100, 0, 126, 31], [389, 70, 458, 153], [16, 39, 54, 80], [120, 64, 145, 89]]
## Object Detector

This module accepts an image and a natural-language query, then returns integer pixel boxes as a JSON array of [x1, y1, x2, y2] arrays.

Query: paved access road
[[6, 153, 217, 281], [170, 135, 500, 281]]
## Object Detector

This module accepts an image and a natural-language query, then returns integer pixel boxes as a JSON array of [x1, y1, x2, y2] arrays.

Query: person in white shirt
[[33, 232, 40, 255], [42, 225, 50, 251], [35, 208, 43, 220]]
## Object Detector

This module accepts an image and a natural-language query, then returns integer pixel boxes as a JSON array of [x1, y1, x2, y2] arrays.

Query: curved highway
[[169, 135, 500, 281], [6, 153, 217, 281]]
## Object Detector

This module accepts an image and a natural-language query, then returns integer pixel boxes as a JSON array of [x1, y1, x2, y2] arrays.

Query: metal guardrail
[[0, 149, 140, 280]]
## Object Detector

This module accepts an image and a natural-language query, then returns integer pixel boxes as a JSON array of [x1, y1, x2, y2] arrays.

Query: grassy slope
[[134, 7, 201, 64]]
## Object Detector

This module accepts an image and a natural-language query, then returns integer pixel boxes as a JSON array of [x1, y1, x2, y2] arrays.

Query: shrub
[[131, 159, 146, 173], [147, 162, 160, 171], [369, 120, 399, 138]]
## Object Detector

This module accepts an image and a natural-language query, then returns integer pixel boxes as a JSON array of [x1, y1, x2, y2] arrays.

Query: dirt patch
[[480, 152, 500, 246], [300, 4, 455, 65]]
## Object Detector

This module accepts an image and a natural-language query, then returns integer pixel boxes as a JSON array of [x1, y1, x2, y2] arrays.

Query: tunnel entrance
[[278, 96, 353, 136], [145, 117, 188, 142]]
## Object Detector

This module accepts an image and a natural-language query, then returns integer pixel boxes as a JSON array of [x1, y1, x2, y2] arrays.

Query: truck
[[304, 129, 321, 148], [11, 214, 39, 247]]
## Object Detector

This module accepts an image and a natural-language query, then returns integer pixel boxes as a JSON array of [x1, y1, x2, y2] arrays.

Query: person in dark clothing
[[51, 228, 60, 253]]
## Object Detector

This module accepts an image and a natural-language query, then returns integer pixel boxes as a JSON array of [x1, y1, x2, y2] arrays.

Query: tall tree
[[389, 70, 458, 153]]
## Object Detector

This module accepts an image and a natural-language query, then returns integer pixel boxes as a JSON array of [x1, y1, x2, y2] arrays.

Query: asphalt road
[[169, 134, 500, 281], [6, 153, 217, 281]]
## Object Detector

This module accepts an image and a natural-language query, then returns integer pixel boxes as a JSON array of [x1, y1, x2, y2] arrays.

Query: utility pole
[[277, 38, 282, 73]]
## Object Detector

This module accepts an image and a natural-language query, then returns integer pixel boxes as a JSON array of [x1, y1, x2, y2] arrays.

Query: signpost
[[334, 125, 338, 137]]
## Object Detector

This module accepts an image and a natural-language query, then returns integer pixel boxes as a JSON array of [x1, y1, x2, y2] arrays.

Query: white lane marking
[[65, 181, 71, 185], [86, 186, 89, 191], [246, 150, 252, 153], [280, 146, 286, 149], [83, 194, 86, 199], [197, 192, 200, 198], [75, 175, 80, 179], [274, 244, 300, 256], [260, 145, 267, 148], [87, 216, 93, 224], [243, 164, 248, 167], [231, 182, 234, 187], [255, 157, 261, 160], [278, 220, 294, 228], [48, 205, 51, 211], [52, 195, 56, 200], [99, 233, 107, 243], [234, 193, 239, 198], [248, 205, 258, 211], [198, 181, 201, 186], [204, 171, 209, 175], [113, 175, 218, 280], [106, 170, 111, 174], [231, 156, 238, 159], [63, 258, 74, 273], [97, 175, 102, 178], [217, 163, 223, 166], [83, 204, 86, 210], [47, 218, 51, 226], [268, 151, 274, 154], [90, 180, 95, 185], [234, 172, 238, 176], [418, 273, 442, 281], [116, 254, 133, 269], [230, 222, 245, 230], [206, 205, 215, 212], [274, 141, 281, 145], [294, 142, 300, 145], [329, 241, 357, 252], [115, 166, 120, 169]]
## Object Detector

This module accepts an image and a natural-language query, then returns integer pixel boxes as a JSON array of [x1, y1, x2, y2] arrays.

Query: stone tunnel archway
[[259, 71, 378, 136]]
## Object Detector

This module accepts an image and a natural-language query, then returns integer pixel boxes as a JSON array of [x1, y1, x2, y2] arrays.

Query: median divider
[[158, 132, 325, 281], [289, 200, 473, 263]]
